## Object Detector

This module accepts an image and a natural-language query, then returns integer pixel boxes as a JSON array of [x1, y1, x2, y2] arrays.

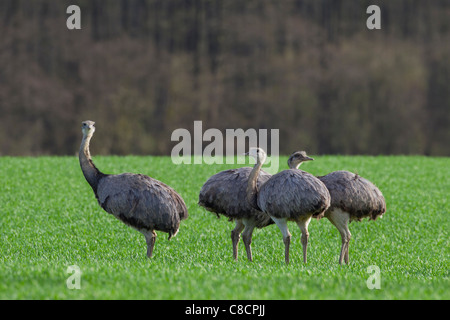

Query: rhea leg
[[242, 219, 257, 262], [231, 220, 245, 261], [143, 230, 157, 258], [326, 209, 351, 264], [272, 217, 291, 264], [296, 215, 312, 263], [343, 226, 351, 264]]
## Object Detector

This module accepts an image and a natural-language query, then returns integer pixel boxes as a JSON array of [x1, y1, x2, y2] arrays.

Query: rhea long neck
[[246, 158, 264, 210], [288, 161, 301, 169], [79, 132, 103, 192]]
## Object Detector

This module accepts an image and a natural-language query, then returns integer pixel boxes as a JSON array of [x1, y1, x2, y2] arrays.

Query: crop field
[[0, 155, 448, 300]]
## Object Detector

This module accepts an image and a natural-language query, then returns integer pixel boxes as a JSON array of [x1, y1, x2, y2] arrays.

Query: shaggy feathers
[[258, 169, 330, 220], [79, 120, 188, 257], [98, 173, 188, 239], [318, 170, 386, 221], [199, 167, 273, 228]]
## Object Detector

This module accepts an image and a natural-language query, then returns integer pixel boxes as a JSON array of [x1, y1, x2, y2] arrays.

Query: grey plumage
[[318, 171, 386, 221], [246, 148, 331, 264], [318, 170, 386, 264], [257, 169, 330, 220], [97, 173, 188, 238], [289, 151, 386, 264], [198, 167, 273, 261], [79, 120, 188, 258]]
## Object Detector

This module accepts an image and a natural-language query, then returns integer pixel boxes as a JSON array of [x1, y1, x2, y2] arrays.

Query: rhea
[[198, 166, 273, 261], [288, 151, 386, 264], [246, 148, 331, 264], [79, 120, 188, 258]]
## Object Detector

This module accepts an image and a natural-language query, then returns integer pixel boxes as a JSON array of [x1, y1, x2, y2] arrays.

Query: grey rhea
[[288, 151, 386, 264], [246, 148, 331, 264], [198, 167, 273, 261], [79, 120, 188, 258]]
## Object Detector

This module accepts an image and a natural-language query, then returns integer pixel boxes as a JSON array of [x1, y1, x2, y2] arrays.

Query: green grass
[[0, 155, 448, 299]]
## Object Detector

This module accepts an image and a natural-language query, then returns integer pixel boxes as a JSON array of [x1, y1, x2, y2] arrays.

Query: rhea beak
[[304, 156, 314, 161]]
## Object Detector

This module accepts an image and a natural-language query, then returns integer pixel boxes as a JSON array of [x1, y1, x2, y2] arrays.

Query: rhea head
[[82, 120, 96, 138], [245, 147, 267, 165], [288, 151, 314, 169]]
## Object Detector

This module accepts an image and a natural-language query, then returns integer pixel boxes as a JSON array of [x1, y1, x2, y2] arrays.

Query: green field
[[0, 155, 448, 299]]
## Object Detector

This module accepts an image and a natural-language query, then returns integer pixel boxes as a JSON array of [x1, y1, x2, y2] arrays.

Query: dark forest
[[0, 0, 449, 156]]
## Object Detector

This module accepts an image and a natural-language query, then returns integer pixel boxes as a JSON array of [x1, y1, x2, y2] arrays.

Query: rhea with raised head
[[245, 148, 331, 264], [288, 151, 386, 264], [198, 164, 273, 262], [79, 120, 188, 258]]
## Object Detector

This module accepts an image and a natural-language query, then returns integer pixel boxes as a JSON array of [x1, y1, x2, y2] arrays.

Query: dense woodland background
[[0, 0, 449, 156]]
